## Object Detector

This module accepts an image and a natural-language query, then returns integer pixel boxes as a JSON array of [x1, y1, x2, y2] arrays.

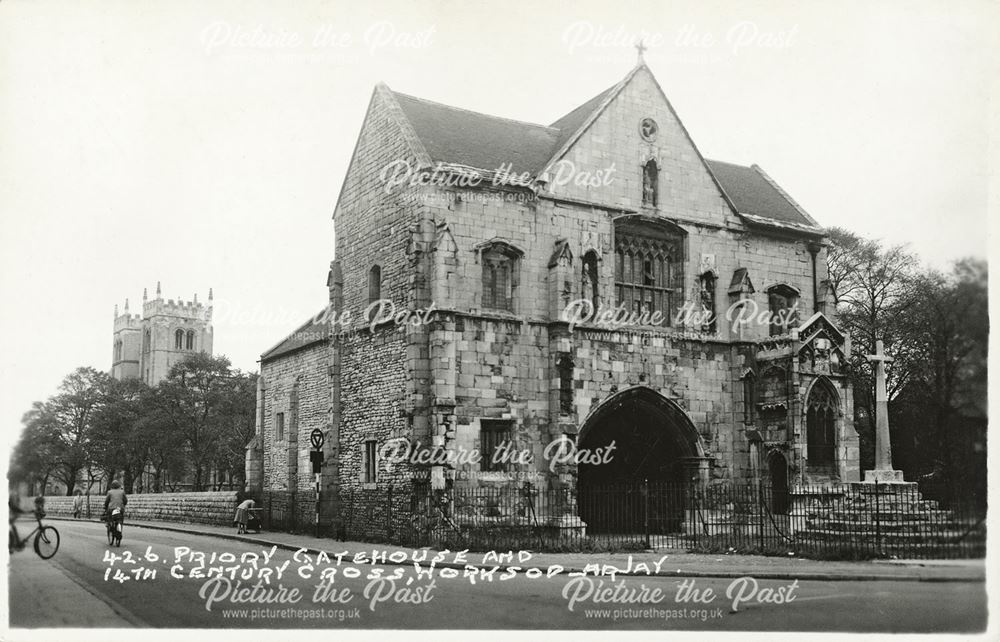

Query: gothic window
[[186, 330, 194, 350], [581, 251, 599, 311], [363, 440, 378, 483], [742, 371, 756, 424], [614, 218, 685, 325], [480, 419, 512, 472], [143, 330, 151, 353], [766, 284, 801, 337], [699, 272, 717, 333], [481, 243, 520, 312], [174, 329, 184, 349], [368, 265, 381, 304], [557, 355, 574, 414], [806, 380, 838, 468], [275, 412, 285, 441], [641, 159, 659, 207]]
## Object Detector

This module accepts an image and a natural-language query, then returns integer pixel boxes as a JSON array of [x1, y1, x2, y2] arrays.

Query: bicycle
[[105, 508, 124, 547], [9, 509, 60, 559], [409, 493, 467, 547]]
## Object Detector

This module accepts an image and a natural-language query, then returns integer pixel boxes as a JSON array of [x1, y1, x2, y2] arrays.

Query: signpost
[[310, 428, 325, 536]]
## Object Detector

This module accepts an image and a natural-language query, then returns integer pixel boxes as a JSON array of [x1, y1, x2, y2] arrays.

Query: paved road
[[7, 521, 987, 632]]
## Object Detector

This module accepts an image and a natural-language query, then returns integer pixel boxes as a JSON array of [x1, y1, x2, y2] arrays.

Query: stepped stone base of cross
[[863, 468, 905, 483]]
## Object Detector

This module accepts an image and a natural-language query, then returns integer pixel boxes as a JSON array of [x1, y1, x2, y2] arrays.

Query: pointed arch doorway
[[576, 387, 704, 533]]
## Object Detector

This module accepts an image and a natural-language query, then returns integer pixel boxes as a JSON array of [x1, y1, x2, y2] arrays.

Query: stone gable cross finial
[[635, 39, 647, 64]]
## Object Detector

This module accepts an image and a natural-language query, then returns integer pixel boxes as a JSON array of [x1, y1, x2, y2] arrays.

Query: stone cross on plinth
[[863, 340, 904, 483]]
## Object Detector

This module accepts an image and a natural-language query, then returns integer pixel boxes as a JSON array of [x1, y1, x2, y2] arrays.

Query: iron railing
[[328, 480, 985, 559]]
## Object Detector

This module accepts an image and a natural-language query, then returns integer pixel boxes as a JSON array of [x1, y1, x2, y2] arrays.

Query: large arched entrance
[[576, 387, 703, 533]]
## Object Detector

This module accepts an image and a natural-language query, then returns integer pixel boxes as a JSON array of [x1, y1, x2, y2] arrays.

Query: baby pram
[[245, 508, 261, 534]]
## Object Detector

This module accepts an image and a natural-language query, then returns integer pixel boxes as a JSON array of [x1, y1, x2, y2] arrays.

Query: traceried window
[[767, 284, 801, 336], [363, 440, 378, 484], [614, 218, 685, 326], [642, 159, 659, 207], [174, 329, 184, 349], [186, 330, 194, 350], [806, 380, 838, 468], [480, 419, 512, 472], [481, 243, 520, 312]]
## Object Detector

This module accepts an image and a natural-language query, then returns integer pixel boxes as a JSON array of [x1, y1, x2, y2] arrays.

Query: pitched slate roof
[[260, 309, 330, 362], [704, 160, 819, 230], [382, 67, 822, 233], [392, 92, 559, 177]]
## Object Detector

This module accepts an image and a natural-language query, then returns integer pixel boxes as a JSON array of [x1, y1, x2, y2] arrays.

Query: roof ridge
[[391, 90, 559, 132]]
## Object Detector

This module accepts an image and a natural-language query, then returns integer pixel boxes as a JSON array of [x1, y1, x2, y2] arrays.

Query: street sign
[[310, 428, 325, 450]]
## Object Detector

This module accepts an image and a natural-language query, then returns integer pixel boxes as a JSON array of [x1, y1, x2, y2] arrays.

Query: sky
[[0, 0, 995, 451]]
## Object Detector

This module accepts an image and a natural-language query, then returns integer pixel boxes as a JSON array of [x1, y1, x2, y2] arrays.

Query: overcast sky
[[1, 1, 994, 449]]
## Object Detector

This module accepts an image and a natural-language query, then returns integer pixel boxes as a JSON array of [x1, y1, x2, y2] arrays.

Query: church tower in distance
[[112, 282, 214, 385]]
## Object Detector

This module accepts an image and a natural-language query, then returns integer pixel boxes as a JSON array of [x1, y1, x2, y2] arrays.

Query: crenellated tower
[[111, 282, 214, 385]]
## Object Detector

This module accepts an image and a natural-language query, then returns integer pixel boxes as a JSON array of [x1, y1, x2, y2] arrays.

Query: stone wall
[[260, 340, 329, 499], [40, 491, 239, 526]]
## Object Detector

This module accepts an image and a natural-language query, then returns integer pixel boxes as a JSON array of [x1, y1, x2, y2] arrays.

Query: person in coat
[[233, 498, 255, 534]]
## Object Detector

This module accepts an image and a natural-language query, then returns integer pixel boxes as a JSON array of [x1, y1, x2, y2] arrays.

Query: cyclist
[[8, 491, 25, 552], [104, 480, 127, 537]]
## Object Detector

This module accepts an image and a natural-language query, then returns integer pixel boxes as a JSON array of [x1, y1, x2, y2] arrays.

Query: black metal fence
[[333, 480, 985, 560]]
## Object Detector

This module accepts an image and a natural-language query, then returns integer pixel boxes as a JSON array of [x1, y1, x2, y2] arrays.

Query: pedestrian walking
[[72, 489, 84, 519]]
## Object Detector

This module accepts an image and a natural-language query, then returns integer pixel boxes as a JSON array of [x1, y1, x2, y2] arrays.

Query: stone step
[[796, 528, 985, 543], [807, 519, 978, 533], [810, 509, 954, 522]]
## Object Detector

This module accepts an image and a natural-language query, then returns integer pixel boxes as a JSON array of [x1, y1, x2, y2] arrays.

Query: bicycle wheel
[[34, 526, 60, 559], [106, 521, 114, 546]]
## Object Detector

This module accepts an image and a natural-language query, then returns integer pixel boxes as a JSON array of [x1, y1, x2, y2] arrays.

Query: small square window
[[480, 420, 513, 472]]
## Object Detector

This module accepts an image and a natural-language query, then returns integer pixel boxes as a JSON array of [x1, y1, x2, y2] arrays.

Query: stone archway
[[576, 386, 705, 533]]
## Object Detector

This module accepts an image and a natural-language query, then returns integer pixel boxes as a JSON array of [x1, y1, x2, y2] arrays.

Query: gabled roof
[[260, 309, 330, 363], [357, 65, 824, 234]]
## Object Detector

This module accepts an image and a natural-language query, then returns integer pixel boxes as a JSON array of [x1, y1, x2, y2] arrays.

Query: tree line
[[827, 228, 987, 500], [9, 353, 257, 495]]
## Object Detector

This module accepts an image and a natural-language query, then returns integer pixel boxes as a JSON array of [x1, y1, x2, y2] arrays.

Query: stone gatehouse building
[[247, 61, 858, 530]]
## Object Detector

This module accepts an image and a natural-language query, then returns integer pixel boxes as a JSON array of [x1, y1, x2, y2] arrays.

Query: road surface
[[7, 520, 988, 631]]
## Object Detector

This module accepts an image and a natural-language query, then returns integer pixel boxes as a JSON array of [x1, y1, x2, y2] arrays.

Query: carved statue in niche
[[642, 159, 658, 206], [699, 272, 717, 333]]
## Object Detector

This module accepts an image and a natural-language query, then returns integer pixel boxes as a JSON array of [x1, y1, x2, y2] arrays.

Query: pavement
[[47, 515, 985, 583]]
